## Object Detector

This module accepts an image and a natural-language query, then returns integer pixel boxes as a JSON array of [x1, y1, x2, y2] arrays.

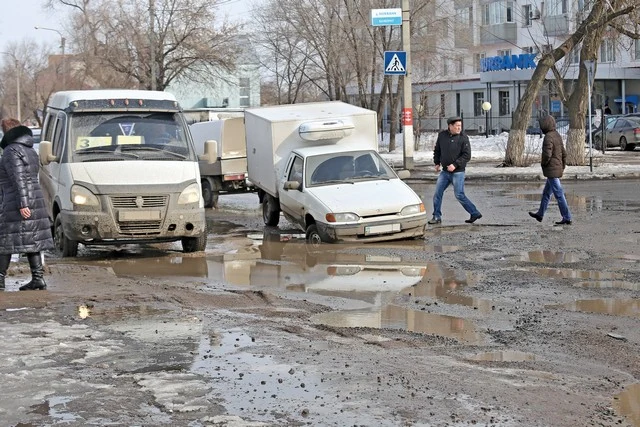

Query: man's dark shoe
[[465, 213, 482, 224], [528, 212, 543, 222], [427, 217, 441, 225], [554, 219, 572, 225]]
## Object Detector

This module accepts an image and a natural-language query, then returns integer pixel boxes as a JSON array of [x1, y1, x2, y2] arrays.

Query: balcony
[[543, 14, 570, 36], [479, 23, 517, 45]]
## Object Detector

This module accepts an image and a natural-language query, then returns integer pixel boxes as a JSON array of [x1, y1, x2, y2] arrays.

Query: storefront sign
[[481, 54, 536, 72]]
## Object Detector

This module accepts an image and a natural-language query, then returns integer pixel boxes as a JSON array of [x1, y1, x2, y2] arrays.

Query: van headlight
[[71, 185, 100, 206], [325, 212, 360, 223], [178, 183, 201, 204], [400, 203, 425, 216]]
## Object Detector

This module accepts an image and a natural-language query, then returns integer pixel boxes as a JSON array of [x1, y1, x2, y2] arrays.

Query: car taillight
[[634, 128, 640, 135]]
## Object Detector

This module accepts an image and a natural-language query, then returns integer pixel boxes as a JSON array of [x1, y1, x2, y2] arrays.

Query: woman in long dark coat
[[0, 118, 54, 291]]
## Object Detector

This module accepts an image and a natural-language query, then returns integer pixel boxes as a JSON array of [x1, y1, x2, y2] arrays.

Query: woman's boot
[[19, 253, 47, 291], [0, 254, 11, 290]]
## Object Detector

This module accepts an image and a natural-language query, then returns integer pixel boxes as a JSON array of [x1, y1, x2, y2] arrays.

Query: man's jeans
[[432, 171, 480, 219], [536, 177, 572, 221]]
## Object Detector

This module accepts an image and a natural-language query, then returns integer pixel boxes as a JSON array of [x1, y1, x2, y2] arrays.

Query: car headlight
[[325, 212, 360, 223], [178, 183, 201, 204], [71, 185, 99, 206], [400, 203, 425, 216]]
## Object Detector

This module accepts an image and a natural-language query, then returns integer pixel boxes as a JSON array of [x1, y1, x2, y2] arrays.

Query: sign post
[[584, 60, 595, 172], [401, 0, 413, 170]]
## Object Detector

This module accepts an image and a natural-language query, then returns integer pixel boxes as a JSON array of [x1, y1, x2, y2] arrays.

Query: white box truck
[[38, 89, 215, 256], [245, 101, 427, 244], [189, 116, 252, 208]]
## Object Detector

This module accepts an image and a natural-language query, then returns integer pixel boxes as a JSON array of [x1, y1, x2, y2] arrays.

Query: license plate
[[364, 223, 400, 235], [118, 210, 161, 221]]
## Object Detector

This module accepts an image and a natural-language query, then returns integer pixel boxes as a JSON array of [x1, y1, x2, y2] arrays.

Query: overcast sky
[[0, 0, 252, 61]]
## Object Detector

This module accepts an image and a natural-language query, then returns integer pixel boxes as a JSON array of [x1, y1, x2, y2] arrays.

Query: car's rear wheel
[[620, 136, 629, 151]]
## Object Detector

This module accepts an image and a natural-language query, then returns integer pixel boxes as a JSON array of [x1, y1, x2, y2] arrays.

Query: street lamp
[[0, 52, 21, 122], [482, 101, 492, 138], [34, 26, 66, 89]]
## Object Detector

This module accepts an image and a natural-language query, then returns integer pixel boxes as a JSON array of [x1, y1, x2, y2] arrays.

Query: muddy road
[[1, 180, 639, 427]]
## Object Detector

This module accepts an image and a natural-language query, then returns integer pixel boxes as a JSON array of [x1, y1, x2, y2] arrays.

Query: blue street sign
[[384, 51, 407, 76], [371, 9, 402, 26], [550, 100, 561, 113]]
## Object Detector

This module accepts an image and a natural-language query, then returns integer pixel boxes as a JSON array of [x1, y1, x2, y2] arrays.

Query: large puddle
[[549, 299, 640, 317], [614, 383, 640, 426]]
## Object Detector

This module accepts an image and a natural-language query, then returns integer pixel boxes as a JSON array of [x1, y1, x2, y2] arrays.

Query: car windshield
[[306, 150, 396, 187], [69, 112, 194, 162]]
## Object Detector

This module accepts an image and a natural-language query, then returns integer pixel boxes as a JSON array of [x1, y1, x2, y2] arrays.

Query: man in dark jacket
[[528, 115, 572, 225], [0, 118, 54, 291], [428, 117, 482, 225]]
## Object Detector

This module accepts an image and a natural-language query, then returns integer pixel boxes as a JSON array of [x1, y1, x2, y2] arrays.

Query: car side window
[[614, 119, 627, 129], [288, 156, 304, 189]]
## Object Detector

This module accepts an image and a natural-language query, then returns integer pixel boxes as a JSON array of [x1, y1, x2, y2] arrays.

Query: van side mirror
[[396, 170, 410, 179], [198, 140, 217, 164], [39, 141, 57, 165]]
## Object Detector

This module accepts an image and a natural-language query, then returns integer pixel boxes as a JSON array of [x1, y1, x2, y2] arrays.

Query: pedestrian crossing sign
[[384, 51, 406, 75]]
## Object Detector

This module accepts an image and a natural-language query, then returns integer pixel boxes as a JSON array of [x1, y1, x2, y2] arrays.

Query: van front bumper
[[58, 208, 206, 244], [317, 214, 427, 243]]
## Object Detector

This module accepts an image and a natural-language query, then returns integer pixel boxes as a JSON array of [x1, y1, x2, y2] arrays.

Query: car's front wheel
[[54, 215, 78, 257]]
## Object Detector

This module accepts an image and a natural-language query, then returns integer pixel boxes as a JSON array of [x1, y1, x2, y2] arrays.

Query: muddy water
[[468, 351, 537, 362], [550, 299, 640, 317], [614, 383, 640, 427]]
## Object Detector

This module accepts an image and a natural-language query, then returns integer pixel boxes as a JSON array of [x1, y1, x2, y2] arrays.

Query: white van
[[38, 90, 211, 256]]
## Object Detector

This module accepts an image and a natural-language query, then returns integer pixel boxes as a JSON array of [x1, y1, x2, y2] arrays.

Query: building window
[[440, 94, 446, 117], [474, 53, 486, 72], [474, 92, 485, 116], [600, 39, 616, 63], [239, 77, 250, 107], [442, 18, 449, 37], [457, 57, 464, 74], [443, 59, 448, 75], [499, 90, 510, 116], [456, 93, 461, 116], [456, 7, 473, 27], [547, 0, 567, 16], [497, 49, 512, 57], [522, 46, 535, 54], [481, 1, 514, 25], [635, 39, 640, 60], [569, 46, 580, 64], [522, 5, 532, 26]]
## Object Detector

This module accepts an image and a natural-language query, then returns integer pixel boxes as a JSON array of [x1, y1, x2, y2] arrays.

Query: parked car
[[29, 127, 41, 153], [593, 116, 640, 150]]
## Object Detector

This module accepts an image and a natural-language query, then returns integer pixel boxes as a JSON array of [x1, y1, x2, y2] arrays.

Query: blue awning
[[614, 95, 639, 105]]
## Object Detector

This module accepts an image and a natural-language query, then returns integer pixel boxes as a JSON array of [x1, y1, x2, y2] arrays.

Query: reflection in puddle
[[76, 305, 169, 320], [549, 299, 640, 317], [501, 189, 604, 212], [511, 251, 582, 263], [518, 267, 623, 280], [575, 281, 640, 291], [614, 383, 640, 427], [29, 396, 78, 422], [468, 351, 537, 362], [312, 305, 483, 344]]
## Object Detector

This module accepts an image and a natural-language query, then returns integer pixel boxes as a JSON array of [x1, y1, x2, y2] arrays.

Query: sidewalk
[[399, 151, 640, 182]]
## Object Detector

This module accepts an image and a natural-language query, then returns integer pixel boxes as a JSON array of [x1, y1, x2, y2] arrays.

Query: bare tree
[[48, 0, 242, 91], [505, 0, 639, 166]]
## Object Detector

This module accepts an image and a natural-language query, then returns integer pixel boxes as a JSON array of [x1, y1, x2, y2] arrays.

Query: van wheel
[[202, 181, 214, 208], [306, 224, 323, 247], [54, 215, 78, 257], [182, 233, 207, 253], [262, 194, 280, 226]]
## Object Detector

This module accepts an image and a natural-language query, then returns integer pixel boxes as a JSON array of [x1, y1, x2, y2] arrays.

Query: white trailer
[[189, 116, 251, 208]]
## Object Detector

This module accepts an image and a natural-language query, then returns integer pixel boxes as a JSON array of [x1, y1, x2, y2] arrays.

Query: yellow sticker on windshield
[[76, 136, 112, 149], [117, 135, 143, 145]]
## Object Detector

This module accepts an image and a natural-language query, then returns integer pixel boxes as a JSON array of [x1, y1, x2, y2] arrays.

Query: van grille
[[110, 195, 168, 208], [118, 221, 163, 235]]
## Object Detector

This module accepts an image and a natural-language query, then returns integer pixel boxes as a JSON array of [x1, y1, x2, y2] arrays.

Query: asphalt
[[405, 149, 640, 182]]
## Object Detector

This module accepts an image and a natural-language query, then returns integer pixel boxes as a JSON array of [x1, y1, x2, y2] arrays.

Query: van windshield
[[69, 112, 195, 162], [306, 150, 396, 186]]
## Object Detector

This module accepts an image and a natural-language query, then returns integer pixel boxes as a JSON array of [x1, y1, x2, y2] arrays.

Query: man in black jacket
[[428, 117, 482, 225]]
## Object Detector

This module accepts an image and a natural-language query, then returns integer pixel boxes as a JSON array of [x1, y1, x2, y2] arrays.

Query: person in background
[[528, 115, 572, 226], [428, 116, 482, 225], [603, 104, 612, 115], [0, 118, 54, 291]]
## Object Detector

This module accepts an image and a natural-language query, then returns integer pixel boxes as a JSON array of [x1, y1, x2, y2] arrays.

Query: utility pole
[[401, 0, 414, 170], [35, 26, 66, 90], [149, 0, 157, 91]]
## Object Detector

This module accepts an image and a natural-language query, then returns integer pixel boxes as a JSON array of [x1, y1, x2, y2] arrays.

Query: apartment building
[[411, 0, 640, 133]]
